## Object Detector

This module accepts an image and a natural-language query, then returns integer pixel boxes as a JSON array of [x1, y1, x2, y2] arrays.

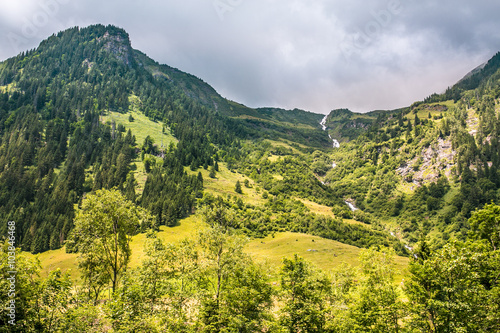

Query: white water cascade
[[345, 201, 358, 212], [320, 115, 340, 148], [320, 115, 328, 131], [330, 136, 340, 148]]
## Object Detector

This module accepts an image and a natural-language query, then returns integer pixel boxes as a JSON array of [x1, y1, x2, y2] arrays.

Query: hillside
[[0, 24, 407, 256], [1, 24, 500, 332], [322, 90, 500, 246], [30, 216, 409, 283], [1, 23, 499, 256]]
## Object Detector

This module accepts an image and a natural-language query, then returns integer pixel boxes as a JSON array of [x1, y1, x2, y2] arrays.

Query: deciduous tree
[[69, 188, 151, 294]]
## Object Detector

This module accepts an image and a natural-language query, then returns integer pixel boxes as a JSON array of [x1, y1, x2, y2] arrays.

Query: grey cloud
[[1, 0, 499, 113]]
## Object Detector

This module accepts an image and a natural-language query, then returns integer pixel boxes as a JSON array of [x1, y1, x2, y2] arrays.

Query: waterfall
[[320, 115, 328, 131], [320, 115, 340, 148], [345, 201, 358, 212], [332, 138, 340, 148]]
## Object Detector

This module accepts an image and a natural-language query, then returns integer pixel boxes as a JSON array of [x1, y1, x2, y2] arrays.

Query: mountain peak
[[97, 26, 134, 66], [45, 24, 134, 67], [454, 51, 500, 91]]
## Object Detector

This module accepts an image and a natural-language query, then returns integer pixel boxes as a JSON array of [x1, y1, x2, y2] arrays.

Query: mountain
[[458, 61, 487, 83], [3, 24, 500, 332], [423, 51, 500, 103], [0, 24, 238, 252], [321, 108, 402, 142], [455, 51, 500, 91], [1, 23, 500, 257], [320, 54, 500, 246], [0, 24, 394, 255]]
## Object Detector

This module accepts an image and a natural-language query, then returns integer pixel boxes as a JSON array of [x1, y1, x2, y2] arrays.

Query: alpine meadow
[[1, 24, 500, 332]]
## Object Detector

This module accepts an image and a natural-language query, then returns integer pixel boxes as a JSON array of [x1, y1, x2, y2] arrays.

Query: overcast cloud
[[1, 0, 499, 113]]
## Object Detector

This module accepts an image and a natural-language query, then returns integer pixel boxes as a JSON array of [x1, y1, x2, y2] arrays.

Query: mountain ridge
[[2, 24, 500, 333], [1, 23, 500, 255]]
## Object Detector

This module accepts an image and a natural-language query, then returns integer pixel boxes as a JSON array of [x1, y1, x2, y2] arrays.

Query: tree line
[[1, 189, 499, 332]]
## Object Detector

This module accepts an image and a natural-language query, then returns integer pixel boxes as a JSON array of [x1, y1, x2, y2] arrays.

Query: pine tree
[[235, 180, 242, 194], [209, 166, 216, 178], [398, 112, 404, 127], [190, 159, 197, 171]]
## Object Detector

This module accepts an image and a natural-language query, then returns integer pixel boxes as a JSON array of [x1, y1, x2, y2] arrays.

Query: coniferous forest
[[1, 25, 500, 332]]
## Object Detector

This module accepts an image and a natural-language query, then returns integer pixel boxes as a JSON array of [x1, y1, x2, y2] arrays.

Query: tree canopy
[[68, 188, 152, 293]]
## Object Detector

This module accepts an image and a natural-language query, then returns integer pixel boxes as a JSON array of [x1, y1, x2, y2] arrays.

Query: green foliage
[[5, 23, 500, 332], [209, 165, 216, 178], [0, 243, 73, 332], [326, 247, 406, 332], [279, 254, 331, 333], [0, 243, 41, 332], [348, 248, 405, 332], [197, 226, 272, 333], [68, 188, 152, 294], [59, 303, 108, 333], [141, 161, 203, 227], [406, 240, 500, 332], [197, 194, 406, 253], [469, 203, 500, 250], [142, 135, 158, 155], [235, 180, 242, 194], [0, 24, 238, 253], [196, 204, 273, 332], [101, 207, 273, 333], [9, 209, 500, 331]]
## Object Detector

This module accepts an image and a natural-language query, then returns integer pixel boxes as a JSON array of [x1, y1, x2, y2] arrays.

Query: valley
[[1, 24, 500, 331], [29, 215, 409, 283]]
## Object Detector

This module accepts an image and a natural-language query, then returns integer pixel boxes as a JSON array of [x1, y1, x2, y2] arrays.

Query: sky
[[1, 0, 500, 114]]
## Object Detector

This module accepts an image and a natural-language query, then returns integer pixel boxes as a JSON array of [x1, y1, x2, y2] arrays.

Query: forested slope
[[2, 23, 500, 256], [0, 25, 236, 252], [0, 24, 384, 255]]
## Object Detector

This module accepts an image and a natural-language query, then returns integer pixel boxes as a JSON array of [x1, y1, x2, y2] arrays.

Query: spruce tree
[[209, 166, 216, 178], [235, 180, 242, 194]]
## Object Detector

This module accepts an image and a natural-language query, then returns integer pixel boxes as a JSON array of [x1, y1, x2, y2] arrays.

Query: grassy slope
[[100, 95, 178, 193], [248, 232, 408, 282], [30, 215, 204, 283], [192, 164, 264, 207], [33, 160, 408, 283], [35, 100, 411, 284], [30, 216, 408, 284], [100, 110, 177, 150]]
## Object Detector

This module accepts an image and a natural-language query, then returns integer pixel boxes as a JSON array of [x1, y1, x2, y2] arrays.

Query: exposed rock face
[[346, 120, 370, 129], [397, 138, 456, 186], [99, 31, 134, 67], [466, 108, 480, 136], [423, 104, 448, 112]]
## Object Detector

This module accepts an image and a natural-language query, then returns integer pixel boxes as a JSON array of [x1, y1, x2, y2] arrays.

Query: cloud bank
[[1, 0, 499, 113]]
